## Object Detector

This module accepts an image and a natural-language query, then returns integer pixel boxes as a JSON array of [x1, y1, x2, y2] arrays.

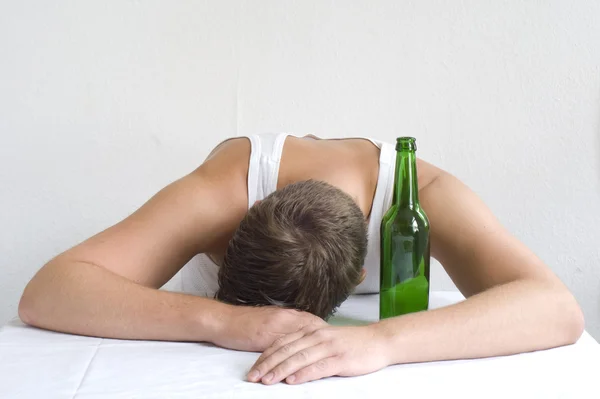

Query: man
[[19, 133, 584, 385]]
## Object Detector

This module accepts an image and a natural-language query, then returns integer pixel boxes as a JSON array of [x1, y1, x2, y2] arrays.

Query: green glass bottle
[[380, 137, 430, 319]]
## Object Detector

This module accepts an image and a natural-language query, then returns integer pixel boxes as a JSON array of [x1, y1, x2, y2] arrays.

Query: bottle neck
[[393, 150, 419, 209]]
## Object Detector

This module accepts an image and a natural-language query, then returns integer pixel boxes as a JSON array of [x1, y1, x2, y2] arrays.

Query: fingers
[[252, 330, 305, 371], [248, 324, 322, 382], [259, 343, 334, 385], [248, 336, 317, 382], [286, 356, 338, 384]]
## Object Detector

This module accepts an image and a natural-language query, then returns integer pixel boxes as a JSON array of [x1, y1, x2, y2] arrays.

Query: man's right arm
[[20, 257, 230, 343], [18, 139, 324, 351]]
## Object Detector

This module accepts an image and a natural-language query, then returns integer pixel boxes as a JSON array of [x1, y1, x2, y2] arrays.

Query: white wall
[[1, 1, 599, 338]]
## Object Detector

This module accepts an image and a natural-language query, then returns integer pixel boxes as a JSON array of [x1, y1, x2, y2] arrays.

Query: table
[[1, 292, 598, 398]]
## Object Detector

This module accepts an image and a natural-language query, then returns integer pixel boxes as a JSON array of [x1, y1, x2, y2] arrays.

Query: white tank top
[[180, 133, 396, 296]]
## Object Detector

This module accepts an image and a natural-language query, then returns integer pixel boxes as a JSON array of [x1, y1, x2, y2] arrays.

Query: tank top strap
[[245, 135, 261, 207], [265, 133, 289, 195], [245, 133, 292, 208], [353, 138, 396, 293]]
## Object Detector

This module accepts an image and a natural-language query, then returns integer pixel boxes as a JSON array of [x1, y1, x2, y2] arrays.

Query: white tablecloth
[[1, 292, 598, 399]]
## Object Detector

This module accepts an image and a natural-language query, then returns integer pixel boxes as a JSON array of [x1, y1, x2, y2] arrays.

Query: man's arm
[[376, 165, 584, 363], [247, 163, 584, 384], [19, 139, 324, 351]]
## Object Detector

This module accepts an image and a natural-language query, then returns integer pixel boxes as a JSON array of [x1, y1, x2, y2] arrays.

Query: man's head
[[215, 180, 368, 319]]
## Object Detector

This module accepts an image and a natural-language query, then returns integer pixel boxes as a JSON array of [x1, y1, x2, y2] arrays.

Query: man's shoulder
[[189, 137, 251, 206], [205, 136, 252, 164]]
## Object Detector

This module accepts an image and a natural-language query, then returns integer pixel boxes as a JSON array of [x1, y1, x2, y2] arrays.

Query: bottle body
[[380, 138, 430, 319]]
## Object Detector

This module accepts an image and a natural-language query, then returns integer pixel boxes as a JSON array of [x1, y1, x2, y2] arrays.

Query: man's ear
[[358, 268, 366, 285], [253, 200, 262, 207]]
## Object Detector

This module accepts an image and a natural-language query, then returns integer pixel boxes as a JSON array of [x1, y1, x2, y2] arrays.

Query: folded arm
[[378, 165, 584, 363], [19, 164, 240, 342], [19, 139, 324, 351], [249, 162, 584, 384]]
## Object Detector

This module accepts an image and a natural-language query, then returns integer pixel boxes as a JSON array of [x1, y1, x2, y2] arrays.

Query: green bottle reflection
[[380, 137, 430, 319]]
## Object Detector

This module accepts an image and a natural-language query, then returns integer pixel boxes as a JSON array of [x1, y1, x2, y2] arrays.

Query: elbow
[[18, 259, 65, 327], [565, 304, 585, 344], [18, 281, 40, 327], [18, 263, 53, 327], [557, 290, 585, 345], [18, 290, 35, 326]]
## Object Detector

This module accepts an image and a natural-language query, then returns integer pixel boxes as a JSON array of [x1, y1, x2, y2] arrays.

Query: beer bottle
[[380, 137, 430, 319]]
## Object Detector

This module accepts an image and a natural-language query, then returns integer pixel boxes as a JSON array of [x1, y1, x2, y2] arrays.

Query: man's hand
[[247, 324, 389, 385], [211, 305, 327, 352]]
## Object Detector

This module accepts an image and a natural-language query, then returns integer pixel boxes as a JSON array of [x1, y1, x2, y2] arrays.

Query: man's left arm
[[248, 165, 584, 385]]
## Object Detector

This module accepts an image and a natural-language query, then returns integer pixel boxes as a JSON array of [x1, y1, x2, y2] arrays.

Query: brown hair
[[215, 180, 368, 319]]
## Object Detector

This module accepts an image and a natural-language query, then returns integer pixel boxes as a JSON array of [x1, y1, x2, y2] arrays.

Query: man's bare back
[[202, 135, 438, 264]]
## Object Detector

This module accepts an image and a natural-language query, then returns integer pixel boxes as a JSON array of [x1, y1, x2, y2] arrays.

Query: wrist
[[190, 297, 234, 344], [368, 322, 396, 367], [371, 315, 421, 366]]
